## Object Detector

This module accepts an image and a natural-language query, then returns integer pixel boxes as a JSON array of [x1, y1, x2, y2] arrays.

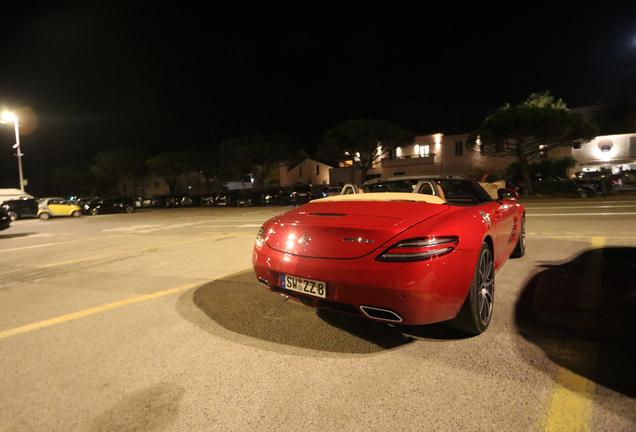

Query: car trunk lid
[[265, 200, 449, 259]]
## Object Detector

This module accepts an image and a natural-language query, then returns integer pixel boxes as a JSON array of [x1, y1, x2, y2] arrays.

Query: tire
[[8, 211, 18, 221], [124, 205, 134, 213], [90, 208, 98, 216], [39, 212, 50, 220], [578, 188, 589, 198], [71, 211, 82, 217], [510, 216, 525, 258], [449, 242, 495, 335]]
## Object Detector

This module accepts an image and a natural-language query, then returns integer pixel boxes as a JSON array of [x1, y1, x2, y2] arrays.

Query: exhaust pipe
[[258, 277, 270, 288], [359, 305, 403, 323]]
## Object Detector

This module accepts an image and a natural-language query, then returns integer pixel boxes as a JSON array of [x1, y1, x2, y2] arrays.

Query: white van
[[0, 188, 35, 204]]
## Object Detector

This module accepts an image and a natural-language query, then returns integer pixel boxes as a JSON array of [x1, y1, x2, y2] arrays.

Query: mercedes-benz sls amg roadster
[[252, 175, 525, 334]]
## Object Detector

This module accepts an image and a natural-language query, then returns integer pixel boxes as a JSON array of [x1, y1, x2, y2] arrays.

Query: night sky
[[1, 1, 635, 188]]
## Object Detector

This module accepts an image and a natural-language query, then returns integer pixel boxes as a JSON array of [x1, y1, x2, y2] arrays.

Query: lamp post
[[1, 112, 24, 192]]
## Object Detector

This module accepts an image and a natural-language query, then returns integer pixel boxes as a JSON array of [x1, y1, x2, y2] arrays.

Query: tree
[[220, 133, 300, 190], [505, 156, 577, 179], [146, 151, 200, 194], [319, 119, 414, 182], [51, 161, 111, 197], [90, 149, 149, 197], [467, 91, 598, 195]]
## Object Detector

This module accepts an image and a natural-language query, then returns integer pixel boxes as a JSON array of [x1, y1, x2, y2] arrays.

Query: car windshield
[[364, 178, 492, 206], [365, 180, 417, 193]]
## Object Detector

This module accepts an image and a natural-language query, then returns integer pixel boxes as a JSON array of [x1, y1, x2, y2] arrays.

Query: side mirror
[[497, 188, 519, 201]]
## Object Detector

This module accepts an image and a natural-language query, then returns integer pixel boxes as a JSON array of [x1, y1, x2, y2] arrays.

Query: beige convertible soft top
[[314, 192, 445, 204]]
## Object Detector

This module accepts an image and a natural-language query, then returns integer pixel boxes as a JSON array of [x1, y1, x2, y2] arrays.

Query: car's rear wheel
[[124, 205, 134, 213], [511, 216, 525, 258], [71, 210, 82, 217], [578, 188, 589, 198], [39, 212, 50, 220], [449, 242, 494, 335], [90, 208, 98, 215], [7, 211, 18, 221]]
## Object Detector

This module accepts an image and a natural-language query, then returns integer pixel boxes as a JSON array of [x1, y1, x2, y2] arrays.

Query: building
[[327, 103, 636, 186], [279, 158, 332, 188], [573, 133, 636, 175], [329, 133, 521, 186]]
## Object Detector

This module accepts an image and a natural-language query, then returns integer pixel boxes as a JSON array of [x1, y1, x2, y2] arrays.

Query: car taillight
[[376, 236, 459, 262]]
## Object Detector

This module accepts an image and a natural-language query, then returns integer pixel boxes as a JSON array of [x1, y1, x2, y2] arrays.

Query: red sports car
[[252, 175, 525, 334]]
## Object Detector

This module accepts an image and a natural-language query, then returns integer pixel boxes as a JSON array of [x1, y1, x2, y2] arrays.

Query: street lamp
[[1, 112, 25, 192]]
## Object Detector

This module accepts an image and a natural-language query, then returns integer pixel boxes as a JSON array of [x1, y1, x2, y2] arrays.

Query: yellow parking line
[[0, 283, 197, 340], [591, 237, 605, 249], [543, 369, 595, 432], [0, 269, 249, 340], [540, 236, 602, 431]]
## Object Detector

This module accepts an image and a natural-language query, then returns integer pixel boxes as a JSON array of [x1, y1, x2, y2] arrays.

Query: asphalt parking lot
[[1, 199, 635, 431]]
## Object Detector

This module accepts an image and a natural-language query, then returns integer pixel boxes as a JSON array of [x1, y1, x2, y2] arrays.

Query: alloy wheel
[[477, 248, 494, 326]]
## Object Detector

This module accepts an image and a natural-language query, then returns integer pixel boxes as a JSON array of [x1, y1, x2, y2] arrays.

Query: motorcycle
[[577, 180, 606, 198]]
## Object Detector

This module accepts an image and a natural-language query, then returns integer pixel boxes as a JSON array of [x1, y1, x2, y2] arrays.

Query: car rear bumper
[[252, 244, 479, 325]]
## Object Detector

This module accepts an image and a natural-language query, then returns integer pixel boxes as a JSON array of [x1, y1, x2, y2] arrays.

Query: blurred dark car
[[262, 188, 291, 206], [0, 207, 11, 231], [200, 193, 218, 206], [290, 184, 315, 205], [133, 196, 156, 208], [180, 195, 202, 207], [2, 198, 39, 220], [84, 197, 135, 215], [322, 186, 342, 197], [215, 191, 237, 207], [70, 196, 98, 208], [236, 190, 263, 207], [152, 195, 183, 207]]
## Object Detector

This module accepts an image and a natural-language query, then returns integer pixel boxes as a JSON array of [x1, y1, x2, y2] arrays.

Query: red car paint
[[252, 178, 524, 328]]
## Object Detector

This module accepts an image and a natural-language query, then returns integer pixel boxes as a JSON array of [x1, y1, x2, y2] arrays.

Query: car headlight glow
[[255, 226, 266, 247]]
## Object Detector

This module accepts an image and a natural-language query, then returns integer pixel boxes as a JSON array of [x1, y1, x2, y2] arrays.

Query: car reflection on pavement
[[516, 247, 636, 397]]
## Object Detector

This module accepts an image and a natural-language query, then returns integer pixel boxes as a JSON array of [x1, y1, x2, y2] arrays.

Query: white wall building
[[279, 158, 332, 188], [572, 133, 636, 174]]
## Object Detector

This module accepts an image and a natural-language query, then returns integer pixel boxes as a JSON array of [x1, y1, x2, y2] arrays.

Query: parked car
[[2, 198, 39, 220], [180, 195, 203, 207], [253, 174, 525, 335], [133, 196, 156, 208], [0, 188, 34, 204], [83, 197, 135, 215], [322, 186, 342, 197], [215, 191, 237, 207], [200, 193, 218, 206], [37, 198, 83, 220], [262, 188, 291, 206], [290, 184, 315, 205], [531, 175, 608, 198], [0, 207, 11, 231], [236, 190, 263, 207]]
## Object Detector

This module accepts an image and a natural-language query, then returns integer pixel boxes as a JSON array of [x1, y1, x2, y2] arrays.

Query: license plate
[[281, 274, 327, 298]]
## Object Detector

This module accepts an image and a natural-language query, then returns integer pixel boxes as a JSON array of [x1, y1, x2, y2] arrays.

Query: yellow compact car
[[37, 198, 82, 220]]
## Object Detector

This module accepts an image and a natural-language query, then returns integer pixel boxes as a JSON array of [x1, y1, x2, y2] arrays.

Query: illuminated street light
[[1, 112, 25, 192]]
